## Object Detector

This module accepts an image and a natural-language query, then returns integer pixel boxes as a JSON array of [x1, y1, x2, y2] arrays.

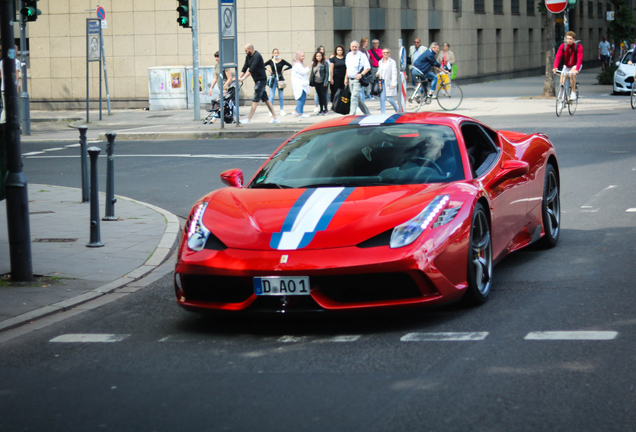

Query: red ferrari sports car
[[175, 112, 560, 313]]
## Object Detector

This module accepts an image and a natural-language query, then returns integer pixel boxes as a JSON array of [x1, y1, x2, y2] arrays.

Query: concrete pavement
[[1, 69, 626, 335]]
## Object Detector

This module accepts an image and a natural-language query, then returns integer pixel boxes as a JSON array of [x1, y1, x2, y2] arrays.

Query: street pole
[[100, 26, 111, 115], [191, 0, 200, 121], [18, 0, 30, 135], [1, 0, 33, 281]]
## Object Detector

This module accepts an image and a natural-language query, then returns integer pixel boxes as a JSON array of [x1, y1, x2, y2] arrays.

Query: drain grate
[[34, 238, 78, 243], [30, 211, 55, 215]]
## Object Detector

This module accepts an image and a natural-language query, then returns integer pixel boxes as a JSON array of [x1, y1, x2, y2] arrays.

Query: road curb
[[0, 193, 181, 335], [95, 129, 301, 141]]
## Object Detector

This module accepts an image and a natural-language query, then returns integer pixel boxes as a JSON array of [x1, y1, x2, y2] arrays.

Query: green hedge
[[597, 64, 618, 85]]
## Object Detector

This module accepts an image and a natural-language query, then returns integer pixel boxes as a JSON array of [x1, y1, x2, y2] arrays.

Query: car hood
[[201, 184, 456, 250]]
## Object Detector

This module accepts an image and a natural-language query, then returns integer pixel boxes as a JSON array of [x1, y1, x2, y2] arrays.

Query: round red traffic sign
[[96, 6, 106, 20], [545, 0, 567, 14]]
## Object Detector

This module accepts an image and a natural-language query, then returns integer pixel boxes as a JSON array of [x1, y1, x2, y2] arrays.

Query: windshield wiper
[[250, 182, 292, 189]]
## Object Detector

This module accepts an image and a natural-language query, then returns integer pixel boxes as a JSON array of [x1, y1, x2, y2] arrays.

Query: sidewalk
[[21, 70, 625, 143], [0, 184, 180, 333]]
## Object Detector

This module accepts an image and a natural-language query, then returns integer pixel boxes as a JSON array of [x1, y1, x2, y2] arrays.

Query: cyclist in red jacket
[[553, 31, 583, 101]]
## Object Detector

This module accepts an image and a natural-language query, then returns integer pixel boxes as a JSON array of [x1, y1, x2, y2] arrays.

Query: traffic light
[[20, 0, 40, 22], [177, 0, 189, 28]]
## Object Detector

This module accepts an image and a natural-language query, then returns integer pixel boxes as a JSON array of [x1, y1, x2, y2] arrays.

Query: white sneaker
[[239, 118, 250, 124], [313, 106, 320, 113], [291, 111, 299, 117], [299, 114, 310, 118], [270, 118, 280, 123], [268, 112, 272, 117], [280, 110, 287, 116], [569, 92, 577, 101]]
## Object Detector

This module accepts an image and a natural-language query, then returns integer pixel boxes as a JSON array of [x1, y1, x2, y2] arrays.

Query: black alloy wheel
[[463, 202, 493, 305], [538, 163, 560, 248]]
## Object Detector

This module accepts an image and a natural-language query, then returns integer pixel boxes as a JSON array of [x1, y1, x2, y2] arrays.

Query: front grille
[[315, 272, 423, 303], [182, 275, 253, 303]]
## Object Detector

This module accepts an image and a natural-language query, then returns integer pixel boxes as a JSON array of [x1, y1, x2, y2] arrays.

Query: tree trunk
[[541, 12, 556, 97]]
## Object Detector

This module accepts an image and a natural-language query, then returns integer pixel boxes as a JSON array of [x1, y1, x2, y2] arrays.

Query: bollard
[[102, 132, 117, 221], [79, 125, 89, 203], [86, 147, 104, 248]]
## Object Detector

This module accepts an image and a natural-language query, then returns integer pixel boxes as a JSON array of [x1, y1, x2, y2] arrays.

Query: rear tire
[[568, 85, 578, 115], [463, 202, 492, 305], [538, 164, 560, 248]]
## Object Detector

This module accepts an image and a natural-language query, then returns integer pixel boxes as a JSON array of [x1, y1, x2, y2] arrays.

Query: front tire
[[463, 202, 493, 305], [556, 86, 564, 117], [631, 84, 636, 109], [538, 164, 560, 248]]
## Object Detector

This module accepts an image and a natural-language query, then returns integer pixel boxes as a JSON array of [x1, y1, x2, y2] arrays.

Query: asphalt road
[[2, 107, 636, 431]]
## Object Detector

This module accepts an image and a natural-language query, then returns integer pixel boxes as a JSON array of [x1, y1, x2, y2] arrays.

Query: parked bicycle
[[554, 69, 579, 116], [407, 72, 463, 112]]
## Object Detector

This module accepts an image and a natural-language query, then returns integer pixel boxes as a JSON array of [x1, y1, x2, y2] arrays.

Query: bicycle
[[554, 69, 579, 117], [407, 72, 463, 112]]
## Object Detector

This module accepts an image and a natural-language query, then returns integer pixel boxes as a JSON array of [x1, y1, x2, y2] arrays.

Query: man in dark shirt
[[238, 43, 280, 124], [412, 42, 444, 97]]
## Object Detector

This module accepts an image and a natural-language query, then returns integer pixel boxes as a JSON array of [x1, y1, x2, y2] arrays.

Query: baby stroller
[[203, 84, 239, 125]]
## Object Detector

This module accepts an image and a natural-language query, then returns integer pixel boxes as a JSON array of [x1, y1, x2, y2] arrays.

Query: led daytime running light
[[390, 195, 450, 248], [187, 202, 211, 252]]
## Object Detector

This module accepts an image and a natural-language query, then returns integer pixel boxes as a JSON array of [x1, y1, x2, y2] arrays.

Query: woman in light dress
[[375, 47, 398, 113], [291, 51, 311, 118]]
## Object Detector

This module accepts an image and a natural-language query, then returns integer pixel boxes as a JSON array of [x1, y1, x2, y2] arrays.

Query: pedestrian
[[238, 43, 280, 124], [344, 40, 370, 115], [312, 46, 330, 113], [599, 36, 612, 71], [291, 51, 311, 118], [310, 51, 329, 115], [367, 39, 383, 100], [208, 51, 234, 97], [264, 48, 292, 117], [412, 42, 443, 97], [375, 47, 399, 113], [0, 44, 21, 124], [360, 37, 371, 99], [409, 38, 426, 86], [436, 43, 455, 75], [329, 44, 346, 109]]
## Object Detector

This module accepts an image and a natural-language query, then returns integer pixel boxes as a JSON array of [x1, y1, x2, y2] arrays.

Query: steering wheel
[[405, 157, 444, 175]]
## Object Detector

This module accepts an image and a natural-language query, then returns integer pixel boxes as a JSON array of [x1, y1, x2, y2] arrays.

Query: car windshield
[[249, 124, 464, 189], [621, 50, 634, 64]]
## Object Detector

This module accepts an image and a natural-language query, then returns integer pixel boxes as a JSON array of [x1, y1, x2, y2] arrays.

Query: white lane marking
[[25, 154, 269, 159], [278, 336, 309, 343], [401, 332, 489, 342], [313, 335, 361, 343], [524, 331, 618, 340], [42, 147, 65, 152], [50, 334, 131, 343], [65, 144, 81, 148], [580, 185, 618, 212], [626, 208, 636, 213]]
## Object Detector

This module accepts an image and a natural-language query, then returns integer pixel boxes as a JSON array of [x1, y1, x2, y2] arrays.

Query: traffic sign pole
[[18, 0, 31, 135], [96, 6, 111, 115], [191, 0, 200, 121]]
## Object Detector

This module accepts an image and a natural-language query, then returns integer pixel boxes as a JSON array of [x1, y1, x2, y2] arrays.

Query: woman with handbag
[[291, 51, 311, 118], [312, 46, 330, 113], [376, 48, 399, 113], [436, 43, 455, 79], [310, 51, 329, 115], [264, 48, 292, 116], [329, 45, 346, 110]]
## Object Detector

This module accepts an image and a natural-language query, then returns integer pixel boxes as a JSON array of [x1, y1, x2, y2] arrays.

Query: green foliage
[[537, 1, 547, 14], [597, 64, 618, 85], [608, 0, 636, 43]]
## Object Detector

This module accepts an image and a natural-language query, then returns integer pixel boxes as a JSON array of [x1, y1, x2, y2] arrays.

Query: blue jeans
[[379, 85, 398, 113], [295, 90, 307, 114], [269, 77, 285, 110], [412, 69, 437, 94]]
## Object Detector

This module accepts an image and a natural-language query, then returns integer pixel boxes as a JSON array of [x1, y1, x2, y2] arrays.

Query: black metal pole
[[2, 0, 32, 281], [86, 147, 103, 248], [103, 132, 116, 221], [79, 125, 89, 203], [18, 0, 30, 135]]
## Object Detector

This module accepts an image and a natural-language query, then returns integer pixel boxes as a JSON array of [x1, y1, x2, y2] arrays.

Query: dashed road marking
[[524, 331, 618, 340], [401, 332, 489, 342], [313, 335, 361, 343], [626, 208, 636, 213], [22, 151, 45, 156], [50, 334, 131, 343]]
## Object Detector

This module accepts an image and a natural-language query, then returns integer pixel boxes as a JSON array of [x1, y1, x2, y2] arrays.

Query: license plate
[[254, 276, 310, 296]]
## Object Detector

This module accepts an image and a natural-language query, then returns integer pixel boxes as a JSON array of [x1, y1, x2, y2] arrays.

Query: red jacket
[[554, 42, 583, 70]]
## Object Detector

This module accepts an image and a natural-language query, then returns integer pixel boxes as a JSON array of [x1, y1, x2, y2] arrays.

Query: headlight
[[617, 69, 627, 77], [187, 202, 210, 251], [390, 195, 450, 248]]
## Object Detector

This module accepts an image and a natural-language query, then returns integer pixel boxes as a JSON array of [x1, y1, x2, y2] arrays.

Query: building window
[[370, 0, 379, 7], [588, 1, 593, 18], [333, 0, 345, 6], [494, 0, 503, 13], [579, 2, 584, 17], [511, 0, 519, 14], [597, 2, 603, 18], [527, 0, 534, 15], [454, 0, 461, 11], [428, 0, 436, 10], [475, 0, 485, 13]]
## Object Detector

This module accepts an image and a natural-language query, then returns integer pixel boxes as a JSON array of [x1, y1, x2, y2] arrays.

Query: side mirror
[[490, 160, 529, 186], [615, 61, 620, 67], [220, 169, 244, 188]]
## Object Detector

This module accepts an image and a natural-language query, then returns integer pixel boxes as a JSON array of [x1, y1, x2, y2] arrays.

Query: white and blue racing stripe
[[349, 113, 403, 126], [271, 187, 355, 250]]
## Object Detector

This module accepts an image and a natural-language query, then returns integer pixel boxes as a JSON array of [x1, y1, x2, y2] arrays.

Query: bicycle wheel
[[436, 83, 463, 111], [407, 88, 425, 112], [555, 86, 564, 117], [631, 83, 636, 109], [567, 85, 578, 115]]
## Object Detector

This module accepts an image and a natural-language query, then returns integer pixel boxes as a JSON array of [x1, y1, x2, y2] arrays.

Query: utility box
[[148, 66, 187, 111], [186, 66, 216, 109]]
